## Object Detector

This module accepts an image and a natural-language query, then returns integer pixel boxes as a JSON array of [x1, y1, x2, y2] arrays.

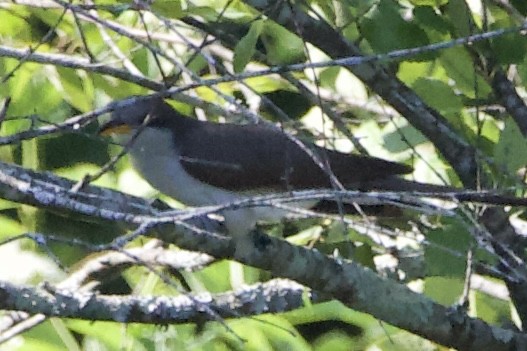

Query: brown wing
[[173, 121, 412, 192]]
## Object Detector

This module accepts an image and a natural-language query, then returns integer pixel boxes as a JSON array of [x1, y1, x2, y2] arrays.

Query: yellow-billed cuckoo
[[100, 98, 452, 236]]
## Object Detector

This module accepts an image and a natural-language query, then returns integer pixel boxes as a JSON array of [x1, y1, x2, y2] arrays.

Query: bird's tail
[[363, 177, 456, 193], [364, 177, 527, 207]]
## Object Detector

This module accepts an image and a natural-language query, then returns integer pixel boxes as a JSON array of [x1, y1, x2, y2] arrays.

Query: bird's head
[[99, 97, 159, 137]]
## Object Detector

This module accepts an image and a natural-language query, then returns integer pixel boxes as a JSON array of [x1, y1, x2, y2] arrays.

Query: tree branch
[[0, 161, 525, 349], [0, 278, 316, 324]]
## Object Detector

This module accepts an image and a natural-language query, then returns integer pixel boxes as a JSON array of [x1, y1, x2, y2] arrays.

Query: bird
[[100, 97, 453, 237]]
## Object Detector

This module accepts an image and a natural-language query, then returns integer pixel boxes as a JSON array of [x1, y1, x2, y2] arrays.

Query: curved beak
[[98, 120, 132, 136]]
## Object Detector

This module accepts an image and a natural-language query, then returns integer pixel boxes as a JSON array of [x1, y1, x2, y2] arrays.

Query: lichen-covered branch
[[0, 161, 525, 349]]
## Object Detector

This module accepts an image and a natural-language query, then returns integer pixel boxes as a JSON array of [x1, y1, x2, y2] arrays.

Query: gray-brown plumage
[[101, 98, 452, 235]]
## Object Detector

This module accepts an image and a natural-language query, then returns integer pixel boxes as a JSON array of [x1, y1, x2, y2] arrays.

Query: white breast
[[127, 127, 315, 236], [129, 128, 240, 206]]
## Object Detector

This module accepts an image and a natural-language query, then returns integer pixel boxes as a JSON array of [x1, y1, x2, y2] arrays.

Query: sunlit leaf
[[424, 276, 464, 305], [152, 0, 184, 18], [261, 22, 306, 65], [233, 20, 264, 73], [0, 215, 25, 238], [56, 67, 94, 112], [55, 163, 116, 189], [0, 9, 33, 42]]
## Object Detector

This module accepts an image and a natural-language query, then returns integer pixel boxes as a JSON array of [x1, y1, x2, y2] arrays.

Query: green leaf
[[313, 332, 355, 351], [413, 6, 450, 35], [55, 163, 116, 189], [352, 243, 376, 269], [68, 321, 131, 350], [17, 338, 66, 351], [4, 63, 62, 118], [494, 118, 527, 175], [383, 124, 428, 153], [233, 20, 264, 73], [397, 61, 436, 85], [474, 288, 511, 324], [227, 316, 308, 350], [0, 199, 19, 211], [490, 23, 527, 65], [424, 276, 463, 305], [151, 0, 183, 18], [360, 0, 431, 60], [319, 66, 340, 88], [374, 330, 438, 351], [0, 215, 25, 239], [56, 67, 94, 112], [0, 9, 33, 42], [185, 6, 227, 21], [22, 320, 71, 351], [244, 75, 288, 93], [412, 77, 463, 114], [424, 218, 472, 278], [438, 47, 492, 97], [92, 74, 145, 100], [443, 0, 472, 37], [261, 22, 305, 65], [31, 7, 76, 38]]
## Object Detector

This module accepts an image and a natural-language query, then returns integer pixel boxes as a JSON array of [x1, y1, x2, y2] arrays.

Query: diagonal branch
[[0, 161, 525, 349], [0, 278, 316, 324]]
